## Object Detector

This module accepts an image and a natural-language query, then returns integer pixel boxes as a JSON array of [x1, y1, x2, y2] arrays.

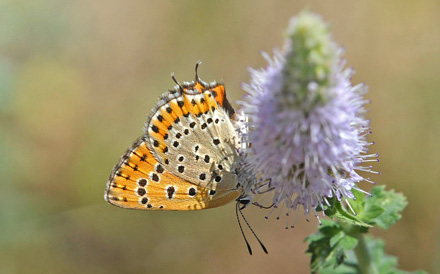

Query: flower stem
[[353, 233, 379, 274]]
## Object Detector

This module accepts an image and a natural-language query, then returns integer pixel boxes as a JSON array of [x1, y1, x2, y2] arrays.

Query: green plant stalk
[[353, 233, 379, 274]]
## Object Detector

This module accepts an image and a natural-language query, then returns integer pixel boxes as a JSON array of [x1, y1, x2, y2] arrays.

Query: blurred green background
[[1, 1, 439, 273]]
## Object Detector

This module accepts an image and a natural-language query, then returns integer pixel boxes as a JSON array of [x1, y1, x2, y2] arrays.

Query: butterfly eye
[[237, 193, 255, 210], [240, 199, 250, 205]]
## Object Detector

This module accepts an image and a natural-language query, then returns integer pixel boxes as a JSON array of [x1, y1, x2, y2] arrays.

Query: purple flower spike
[[238, 12, 378, 227]]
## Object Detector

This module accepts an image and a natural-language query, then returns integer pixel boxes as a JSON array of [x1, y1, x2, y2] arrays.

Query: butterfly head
[[237, 192, 254, 210]]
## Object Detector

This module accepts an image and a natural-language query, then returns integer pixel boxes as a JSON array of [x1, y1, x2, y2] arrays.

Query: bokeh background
[[1, 1, 439, 273]]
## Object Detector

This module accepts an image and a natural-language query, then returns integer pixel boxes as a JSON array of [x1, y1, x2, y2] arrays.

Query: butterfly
[[104, 63, 257, 211]]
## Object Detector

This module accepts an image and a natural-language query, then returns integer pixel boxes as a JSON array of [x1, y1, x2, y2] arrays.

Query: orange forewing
[[105, 137, 240, 210]]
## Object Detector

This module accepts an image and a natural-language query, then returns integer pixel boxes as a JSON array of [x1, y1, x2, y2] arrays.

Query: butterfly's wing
[[145, 84, 240, 192], [105, 79, 244, 210], [105, 137, 240, 210]]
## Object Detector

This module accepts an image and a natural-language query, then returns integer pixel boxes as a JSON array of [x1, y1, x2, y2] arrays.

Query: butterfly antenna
[[236, 202, 253, 255], [195, 61, 202, 83], [238, 204, 268, 254], [171, 72, 184, 92]]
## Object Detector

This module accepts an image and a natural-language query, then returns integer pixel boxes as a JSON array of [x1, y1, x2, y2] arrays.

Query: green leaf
[[306, 187, 410, 273], [333, 200, 371, 228], [338, 236, 358, 250], [306, 219, 360, 272], [320, 222, 344, 237], [362, 204, 385, 221], [322, 196, 338, 217], [340, 186, 407, 229], [346, 189, 382, 225], [329, 231, 345, 247], [318, 236, 427, 274], [367, 186, 408, 229], [349, 189, 365, 213]]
